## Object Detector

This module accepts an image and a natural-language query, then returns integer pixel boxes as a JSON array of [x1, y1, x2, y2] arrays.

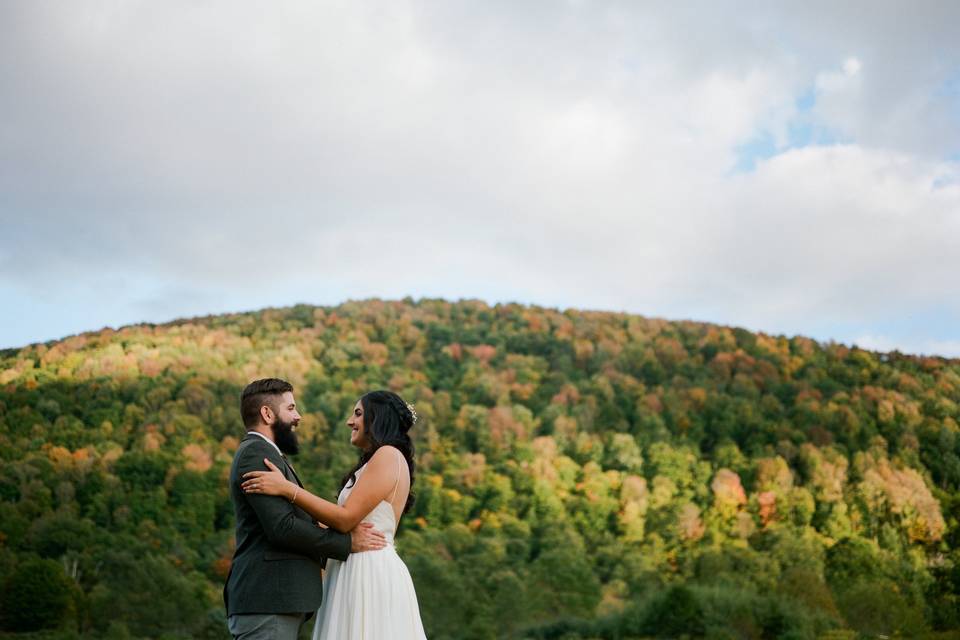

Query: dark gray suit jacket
[[223, 434, 351, 616]]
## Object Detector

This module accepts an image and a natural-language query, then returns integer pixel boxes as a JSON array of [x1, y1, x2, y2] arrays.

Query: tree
[[88, 552, 209, 637], [836, 580, 926, 637], [0, 557, 74, 631], [641, 585, 705, 638]]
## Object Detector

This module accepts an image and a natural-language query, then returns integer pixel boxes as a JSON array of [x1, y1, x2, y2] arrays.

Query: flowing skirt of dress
[[312, 544, 427, 640]]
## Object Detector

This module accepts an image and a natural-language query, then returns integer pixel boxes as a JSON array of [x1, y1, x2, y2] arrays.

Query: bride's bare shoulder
[[364, 446, 406, 480], [366, 445, 402, 469], [373, 444, 403, 458]]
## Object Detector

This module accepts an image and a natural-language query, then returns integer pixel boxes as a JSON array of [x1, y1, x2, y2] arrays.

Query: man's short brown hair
[[240, 378, 294, 428]]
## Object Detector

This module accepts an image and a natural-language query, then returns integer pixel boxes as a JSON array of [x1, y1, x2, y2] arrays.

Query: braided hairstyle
[[339, 390, 416, 514]]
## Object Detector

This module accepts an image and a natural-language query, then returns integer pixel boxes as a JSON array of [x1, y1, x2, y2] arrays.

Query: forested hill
[[1, 299, 958, 640]]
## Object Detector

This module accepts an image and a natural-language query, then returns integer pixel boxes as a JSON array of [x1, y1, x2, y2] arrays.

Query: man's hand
[[350, 522, 387, 552]]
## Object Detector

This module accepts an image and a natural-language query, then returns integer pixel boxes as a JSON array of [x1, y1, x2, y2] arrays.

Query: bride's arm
[[242, 446, 400, 533]]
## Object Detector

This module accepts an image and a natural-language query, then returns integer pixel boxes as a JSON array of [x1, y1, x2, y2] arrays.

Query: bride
[[241, 390, 427, 639]]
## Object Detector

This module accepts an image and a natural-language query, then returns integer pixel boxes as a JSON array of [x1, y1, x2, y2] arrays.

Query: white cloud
[[1, 0, 959, 355], [842, 58, 862, 77]]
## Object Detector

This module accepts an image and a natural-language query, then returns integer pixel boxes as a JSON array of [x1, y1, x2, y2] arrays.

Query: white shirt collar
[[247, 430, 282, 457]]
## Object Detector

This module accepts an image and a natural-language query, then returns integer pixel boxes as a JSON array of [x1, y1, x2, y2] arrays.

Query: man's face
[[269, 391, 301, 455]]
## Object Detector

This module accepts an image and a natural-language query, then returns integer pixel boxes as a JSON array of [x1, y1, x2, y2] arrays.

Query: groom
[[224, 378, 386, 639]]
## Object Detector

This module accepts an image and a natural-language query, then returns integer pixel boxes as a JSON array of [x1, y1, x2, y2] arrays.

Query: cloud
[[1, 1, 959, 354]]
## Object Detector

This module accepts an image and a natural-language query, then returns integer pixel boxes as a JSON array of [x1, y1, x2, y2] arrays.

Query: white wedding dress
[[312, 454, 427, 640]]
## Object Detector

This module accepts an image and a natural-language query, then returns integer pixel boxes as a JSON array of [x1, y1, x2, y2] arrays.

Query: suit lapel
[[283, 456, 304, 488], [242, 433, 303, 487]]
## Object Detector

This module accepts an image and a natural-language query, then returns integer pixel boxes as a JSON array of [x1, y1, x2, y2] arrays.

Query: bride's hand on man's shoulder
[[241, 458, 294, 500]]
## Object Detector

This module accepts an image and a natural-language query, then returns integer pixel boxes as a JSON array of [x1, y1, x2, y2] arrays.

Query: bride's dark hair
[[339, 390, 416, 514]]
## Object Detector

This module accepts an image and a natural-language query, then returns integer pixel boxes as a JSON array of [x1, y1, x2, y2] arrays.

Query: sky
[[1, 1, 959, 356]]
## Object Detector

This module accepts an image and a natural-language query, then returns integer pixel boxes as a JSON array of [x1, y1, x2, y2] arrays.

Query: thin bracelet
[[290, 486, 300, 504]]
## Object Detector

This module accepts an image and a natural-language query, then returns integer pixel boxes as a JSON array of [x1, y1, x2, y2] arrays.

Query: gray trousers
[[227, 613, 307, 640]]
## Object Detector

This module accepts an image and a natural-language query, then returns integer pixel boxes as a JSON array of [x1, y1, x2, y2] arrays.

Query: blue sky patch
[[731, 85, 847, 174]]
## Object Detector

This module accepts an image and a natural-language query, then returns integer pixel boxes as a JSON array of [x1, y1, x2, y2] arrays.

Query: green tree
[[0, 557, 75, 631]]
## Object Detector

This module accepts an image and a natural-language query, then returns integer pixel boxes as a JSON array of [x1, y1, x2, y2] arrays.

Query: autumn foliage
[[0, 299, 958, 639]]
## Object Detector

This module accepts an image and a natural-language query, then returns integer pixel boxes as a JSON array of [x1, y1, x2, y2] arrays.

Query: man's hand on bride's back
[[350, 522, 387, 552]]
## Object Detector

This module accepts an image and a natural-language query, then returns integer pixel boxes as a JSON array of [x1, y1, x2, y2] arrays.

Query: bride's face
[[347, 400, 371, 449]]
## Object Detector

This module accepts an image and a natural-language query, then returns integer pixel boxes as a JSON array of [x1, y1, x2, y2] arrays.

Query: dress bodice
[[338, 463, 399, 544]]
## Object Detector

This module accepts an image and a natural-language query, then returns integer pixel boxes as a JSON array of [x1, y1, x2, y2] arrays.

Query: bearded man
[[223, 378, 386, 639]]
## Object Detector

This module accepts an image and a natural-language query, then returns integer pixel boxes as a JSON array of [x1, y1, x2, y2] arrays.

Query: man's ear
[[259, 404, 274, 425]]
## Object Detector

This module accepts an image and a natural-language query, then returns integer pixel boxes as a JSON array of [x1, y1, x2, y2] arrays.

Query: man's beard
[[272, 417, 300, 456]]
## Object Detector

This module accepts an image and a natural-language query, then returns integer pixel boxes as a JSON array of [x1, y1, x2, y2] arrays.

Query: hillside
[[1, 299, 958, 639]]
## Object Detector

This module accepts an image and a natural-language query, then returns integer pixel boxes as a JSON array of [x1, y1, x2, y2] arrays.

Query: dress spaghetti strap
[[389, 449, 403, 504]]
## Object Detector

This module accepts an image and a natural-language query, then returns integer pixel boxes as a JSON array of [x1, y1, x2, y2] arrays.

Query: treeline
[[0, 299, 958, 639]]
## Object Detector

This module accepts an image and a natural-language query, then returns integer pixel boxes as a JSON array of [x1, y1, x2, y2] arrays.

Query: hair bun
[[389, 395, 416, 431], [364, 389, 417, 434]]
